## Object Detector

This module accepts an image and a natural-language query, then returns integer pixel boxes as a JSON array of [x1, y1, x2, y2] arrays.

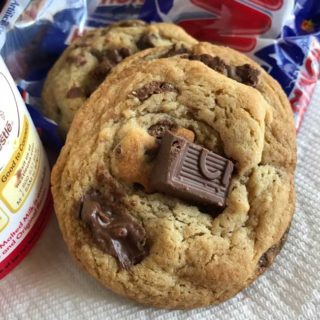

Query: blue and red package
[[0, 0, 319, 146], [141, 0, 320, 130]]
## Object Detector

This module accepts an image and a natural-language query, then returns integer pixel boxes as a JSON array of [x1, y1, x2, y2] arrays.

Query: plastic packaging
[[1, 1, 319, 134], [140, 0, 320, 130]]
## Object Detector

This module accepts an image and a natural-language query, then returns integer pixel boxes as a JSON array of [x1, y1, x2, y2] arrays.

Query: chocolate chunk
[[131, 81, 177, 101], [66, 87, 84, 99], [136, 33, 158, 50], [188, 54, 229, 76], [91, 47, 131, 63], [118, 47, 131, 59], [88, 47, 132, 95], [104, 48, 123, 64], [258, 227, 289, 271], [93, 60, 113, 77], [79, 196, 148, 269], [87, 60, 113, 94], [161, 44, 191, 58], [150, 132, 234, 208], [232, 64, 260, 87], [148, 120, 177, 140], [184, 54, 260, 87]]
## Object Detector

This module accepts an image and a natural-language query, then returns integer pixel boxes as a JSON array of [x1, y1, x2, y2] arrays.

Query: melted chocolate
[[79, 195, 148, 269]]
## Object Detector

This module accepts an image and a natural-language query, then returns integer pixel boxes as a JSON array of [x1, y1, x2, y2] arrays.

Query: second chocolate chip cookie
[[42, 20, 197, 136]]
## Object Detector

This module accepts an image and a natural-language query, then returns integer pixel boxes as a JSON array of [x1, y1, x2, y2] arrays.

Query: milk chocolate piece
[[151, 132, 234, 207], [79, 195, 148, 269]]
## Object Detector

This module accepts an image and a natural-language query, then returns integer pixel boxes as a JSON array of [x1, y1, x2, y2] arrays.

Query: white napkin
[[1, 84, 319, 320]]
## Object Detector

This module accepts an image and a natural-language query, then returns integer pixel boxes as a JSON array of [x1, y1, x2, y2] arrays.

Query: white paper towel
[[1, 84, 319, 320]]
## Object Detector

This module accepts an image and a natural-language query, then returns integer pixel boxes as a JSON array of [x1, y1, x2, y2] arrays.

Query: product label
[[0, 57, 52, 279], [0, 116, 41, 212]]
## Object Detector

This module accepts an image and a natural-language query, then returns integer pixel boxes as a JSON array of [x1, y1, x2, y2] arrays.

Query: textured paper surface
[[1, 84, 319, 320]]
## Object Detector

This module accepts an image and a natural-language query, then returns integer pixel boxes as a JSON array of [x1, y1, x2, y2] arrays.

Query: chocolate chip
[[131, 81, 177, 101], [233, 64, 260, 87], [92, 46, 130, 68], [66, 87, 84, 99], [136, 33, 158, 50], [188, 54, 229, 76], [87, 60, 113, 94], [161, 44, 191, 58], [105, 48, 123, 63], [87, 46, 133, 96], [209, 57, 229, 76], [118, 47, 131, 59], [91, 48, 118, 63], [79, 195, 148, 269], [160, 82, 176, 92], [258, 228, 289, 271], [148, 119, 177, 140], [184, 54, 260, 87]]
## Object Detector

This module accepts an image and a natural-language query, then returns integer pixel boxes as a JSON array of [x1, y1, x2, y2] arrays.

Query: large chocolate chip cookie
[[51, 42, 296, 309]]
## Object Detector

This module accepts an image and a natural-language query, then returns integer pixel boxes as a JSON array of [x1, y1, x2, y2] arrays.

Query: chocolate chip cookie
[[42, 20, 197, 136], [51, 42, 296, 309]]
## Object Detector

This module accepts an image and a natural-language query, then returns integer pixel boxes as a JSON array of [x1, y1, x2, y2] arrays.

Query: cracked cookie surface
[[42, 20, 197, 136], [51, 43, 296, 309]]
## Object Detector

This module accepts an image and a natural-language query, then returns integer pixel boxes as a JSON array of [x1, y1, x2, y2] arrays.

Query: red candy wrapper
[[0, 0, 319, 138]]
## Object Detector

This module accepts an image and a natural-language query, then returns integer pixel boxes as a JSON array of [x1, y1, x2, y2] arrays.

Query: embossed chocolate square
[[151, 131, 234, 207]]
